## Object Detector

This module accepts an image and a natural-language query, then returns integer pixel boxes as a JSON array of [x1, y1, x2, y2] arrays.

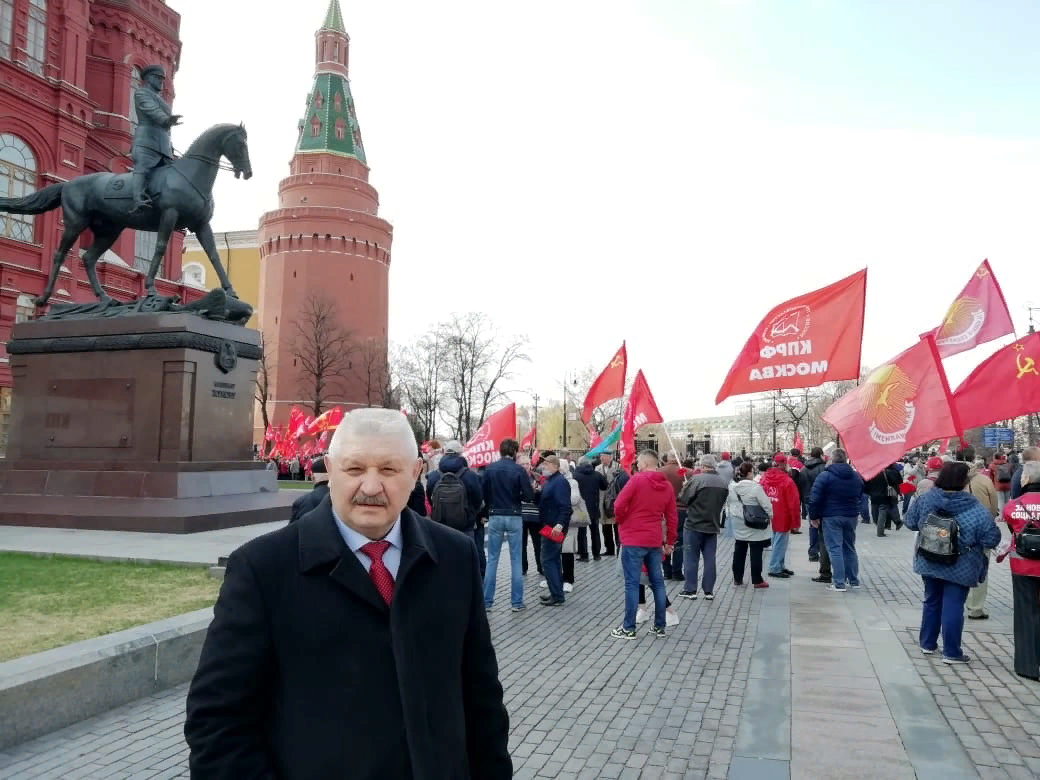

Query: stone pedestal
[[0, 313, 295, 532]]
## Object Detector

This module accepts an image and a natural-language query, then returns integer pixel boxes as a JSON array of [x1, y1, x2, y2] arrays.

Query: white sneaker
[[666, 607, 679, 626], [562, 583, 573, 593], [539, 580, 547, 588], [635, 607, 649, 624]]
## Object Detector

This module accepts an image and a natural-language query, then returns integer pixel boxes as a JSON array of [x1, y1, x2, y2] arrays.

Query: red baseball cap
[[773, 453, 788, 465], [721, 452, 732, 460], [927, 456, 943, 471]]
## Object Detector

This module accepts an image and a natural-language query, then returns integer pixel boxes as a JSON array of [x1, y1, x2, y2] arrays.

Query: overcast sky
[[170, 0, 1040, 421]]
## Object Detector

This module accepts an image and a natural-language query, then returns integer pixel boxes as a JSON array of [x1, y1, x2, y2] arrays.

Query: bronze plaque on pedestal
[[44, 378, 135, 449]]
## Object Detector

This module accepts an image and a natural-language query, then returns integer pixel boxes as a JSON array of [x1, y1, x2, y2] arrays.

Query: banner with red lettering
[[463, 403, 517, 468], [821, 336, 960, 480], [952, 330, 1040, 430], [922, 259, 1014, 359], [620, 370, 664, 471], [582, 342, 627, 423], [716, 269, 867, 404]]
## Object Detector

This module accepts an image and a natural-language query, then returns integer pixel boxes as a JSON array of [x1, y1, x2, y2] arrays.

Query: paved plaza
[[1, 524, 1038, 779]]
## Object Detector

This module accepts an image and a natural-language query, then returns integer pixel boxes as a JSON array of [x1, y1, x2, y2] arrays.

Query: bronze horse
[[0, 123, 252, 307]]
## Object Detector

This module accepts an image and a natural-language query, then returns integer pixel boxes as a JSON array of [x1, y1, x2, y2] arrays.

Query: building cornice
[[182, 228, 259, 253]]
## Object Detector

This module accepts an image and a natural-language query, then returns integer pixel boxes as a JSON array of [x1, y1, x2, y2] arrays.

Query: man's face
[[543, 461, 559, 476], [328, 435, 422, 539], [600, 454, 612, 467]]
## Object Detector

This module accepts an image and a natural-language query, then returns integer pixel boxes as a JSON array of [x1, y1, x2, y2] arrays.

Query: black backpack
[[1015, 509, 1040, 560], [431, 469, 470, 531], [915, 509, 960, 565], [997, 463, 1013, 484], [603, 471, 625, 519]]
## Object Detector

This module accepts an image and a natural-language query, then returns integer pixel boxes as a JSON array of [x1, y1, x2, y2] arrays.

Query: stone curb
[[0, 550, 212, 568], [0, 607, 213, 750]]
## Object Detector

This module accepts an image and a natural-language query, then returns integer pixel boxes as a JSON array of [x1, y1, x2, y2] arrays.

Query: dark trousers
[[602, 523, 621, 555], [1012, 573, 1040, 679], [473, 524, 486, 577], [818, 519, 832, 578], [920, 576, 969, 659], [663, 510, 687, 578], [522, 523, 542, 575], [638, 584, 672, 607], [562, 552, 575, 584], [873, 500, 897, 536], [808, 524, 821, 558], [733, 539, 769, 584], [577, 521, 602, 559]]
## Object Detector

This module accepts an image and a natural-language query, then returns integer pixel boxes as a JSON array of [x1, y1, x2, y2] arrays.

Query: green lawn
[[0, 553, 222, 662], [279, 480, 314, 490]]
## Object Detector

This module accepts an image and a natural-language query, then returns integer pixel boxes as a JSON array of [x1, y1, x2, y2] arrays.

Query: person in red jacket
[[762, 453, 801, 578], [610, 450, 678, 640], [999, 460, 1040, 680]]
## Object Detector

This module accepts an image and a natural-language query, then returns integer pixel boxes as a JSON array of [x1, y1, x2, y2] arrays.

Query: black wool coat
[[184, 502, 512, 780]]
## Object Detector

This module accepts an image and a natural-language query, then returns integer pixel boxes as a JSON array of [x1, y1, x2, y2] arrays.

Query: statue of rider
[[131, 64, 181, 213]]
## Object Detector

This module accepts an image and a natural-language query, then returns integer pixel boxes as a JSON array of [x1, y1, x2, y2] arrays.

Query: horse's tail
[[0, 182, 62, 214]]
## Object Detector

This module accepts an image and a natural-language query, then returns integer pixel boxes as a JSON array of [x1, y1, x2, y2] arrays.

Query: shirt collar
[[331, 507, 403, 554]]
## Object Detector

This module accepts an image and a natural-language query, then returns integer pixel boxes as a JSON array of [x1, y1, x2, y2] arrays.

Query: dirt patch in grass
[[0, 552, 221, 662]]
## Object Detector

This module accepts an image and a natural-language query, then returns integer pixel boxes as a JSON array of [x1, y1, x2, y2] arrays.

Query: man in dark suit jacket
[[185, 408, 511, 779], [288, 455, 329, 523]]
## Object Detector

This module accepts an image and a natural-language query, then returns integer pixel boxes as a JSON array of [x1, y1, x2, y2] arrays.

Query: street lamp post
[[561, 370, 579, 450]]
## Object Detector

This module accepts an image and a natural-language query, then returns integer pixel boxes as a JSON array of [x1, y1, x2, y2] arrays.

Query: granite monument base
[[0, 312, 295, 533]]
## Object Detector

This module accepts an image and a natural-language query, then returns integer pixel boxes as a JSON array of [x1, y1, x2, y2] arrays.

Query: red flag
[[520, 426, 536, 451], [923, 259, 1014, 359], [304, 406, 344, 437], [286, 407, 305, 441], [939, 438, 950, 455], [587, 423, 602, 448], [620, 370, 664, 471], [793, 432, 804, 452], [582, 343, 627, 423], [531, 450, 541, 468], [716, 270, 867, 404], [821, 336, 960, 480], [463, 403, 517, 468], [317, 430, 331, 450], [953, 330, 1040, 430]]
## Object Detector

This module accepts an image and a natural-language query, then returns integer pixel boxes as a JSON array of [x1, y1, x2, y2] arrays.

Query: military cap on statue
[[139, 64, 166, 80]]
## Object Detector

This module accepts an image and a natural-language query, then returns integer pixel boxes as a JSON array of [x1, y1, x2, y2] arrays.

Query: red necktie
[[361, 540, 394, 605]]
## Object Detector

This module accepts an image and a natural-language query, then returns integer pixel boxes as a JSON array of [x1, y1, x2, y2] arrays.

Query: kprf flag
[[520, 426, 536, 451], [923, 259, 1014, 359], [821, 336, 960, 480], [582, 343, 627, 423], [620, 370, 664, 471], [463, 403, 517, 468], [716, 270, 867, 404], [953, 331, 1040, 431]]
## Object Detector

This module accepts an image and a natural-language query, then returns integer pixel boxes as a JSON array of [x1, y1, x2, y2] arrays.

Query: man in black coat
[[573, 456, 608, 561], [185, 408, 511, 779], [288, 455, 330, 523]]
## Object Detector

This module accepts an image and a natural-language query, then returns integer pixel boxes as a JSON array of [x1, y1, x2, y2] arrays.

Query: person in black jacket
[[802, 448, 827, 561], [864, 463, 903, 537], [185, 408, 511, 779], [289, 456, 330, 523], [573, 456, 608, 561]]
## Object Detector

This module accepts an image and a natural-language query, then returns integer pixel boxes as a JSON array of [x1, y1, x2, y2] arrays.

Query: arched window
[[129, 66, 141, 129], [310, 116, 321, 137], [15, 293, 35, 323], [333, 92, 342, 111], [314, 90, 323, 109], [333, 41, 339, 62], [25, 0, 46, 76], [0, 0, 14, 61], [334, 118, 346, 140], [181, 262, 206, 288], [0, 134, 36, 242]]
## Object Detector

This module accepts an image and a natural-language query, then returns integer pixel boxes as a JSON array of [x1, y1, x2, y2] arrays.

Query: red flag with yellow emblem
[[582, 343, 627, 423], [922, 259, 1014, 359], [953, 331, 1040, 430], [821, 336, 960, 480]]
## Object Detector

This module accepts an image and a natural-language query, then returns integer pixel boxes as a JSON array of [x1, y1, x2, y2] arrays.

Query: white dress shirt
[[332, 510, 404, 580]]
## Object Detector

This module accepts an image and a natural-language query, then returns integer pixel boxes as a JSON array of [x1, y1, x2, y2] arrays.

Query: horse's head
[[224, 123, 253, 180]]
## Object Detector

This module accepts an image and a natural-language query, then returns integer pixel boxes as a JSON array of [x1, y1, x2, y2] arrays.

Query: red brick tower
[[257, 0, 392, 431]]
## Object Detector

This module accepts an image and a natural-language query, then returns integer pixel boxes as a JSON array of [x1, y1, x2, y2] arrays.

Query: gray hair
[[1022, 461, 1040, 488], [700, 454, 717, 470], [327, 408, 418, 462], [637, 449, 659, 468], [442, 439, 463, 454], [832, 449, 848, 464]]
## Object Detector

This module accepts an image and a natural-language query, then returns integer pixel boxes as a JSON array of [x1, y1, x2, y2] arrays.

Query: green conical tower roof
[[321, 0, 346, 33], [296, 72, 366, 163]]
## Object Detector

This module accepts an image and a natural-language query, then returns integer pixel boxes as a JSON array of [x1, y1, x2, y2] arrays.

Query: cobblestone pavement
[[0, 521, 1035, 779]]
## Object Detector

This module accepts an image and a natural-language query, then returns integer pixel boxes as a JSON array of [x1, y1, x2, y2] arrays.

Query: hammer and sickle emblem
[[976, 265, 990, 279], [610, 354, 624, 369], [1015, 344, 1038, 379]]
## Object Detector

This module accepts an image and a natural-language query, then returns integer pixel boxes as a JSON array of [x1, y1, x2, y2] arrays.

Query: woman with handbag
[[997, 460, 1040, 679], [561, 463, 589, 593], [726, 461, 773, 588]]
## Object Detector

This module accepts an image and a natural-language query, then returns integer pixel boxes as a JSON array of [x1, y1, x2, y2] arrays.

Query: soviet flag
[[953, 331, 1040, 430], [923, 259, 1014, 359]]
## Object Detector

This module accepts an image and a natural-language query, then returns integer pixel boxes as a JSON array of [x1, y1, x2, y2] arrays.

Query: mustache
[[352, 493, 388, 506]]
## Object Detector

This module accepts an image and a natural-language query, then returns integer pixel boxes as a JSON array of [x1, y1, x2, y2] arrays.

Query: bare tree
[[397, 335, 442, 442], [436, 314, 530, 441], [289, 294, 357, 416], [355, 338, 395, 407], [254, 331, 274, 434], [774, 389, 813, 445]]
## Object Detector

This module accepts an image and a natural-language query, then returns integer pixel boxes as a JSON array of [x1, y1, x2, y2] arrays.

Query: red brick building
[[258, 0, 393, 431], [0, 0, 199, 455]]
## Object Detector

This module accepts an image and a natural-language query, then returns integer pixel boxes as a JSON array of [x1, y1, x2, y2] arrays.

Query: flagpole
[[660, 426, 683, 464]]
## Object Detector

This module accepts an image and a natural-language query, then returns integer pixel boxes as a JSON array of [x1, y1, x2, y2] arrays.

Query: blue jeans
[[683, 529, 718, 594], [540, 537, 564, 603], [822, 516, 859, 587], [920, 577, 970, 659], [768, 531, 790, 574], [483, 515, 524, 608], [621, 546, 667, 631]]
